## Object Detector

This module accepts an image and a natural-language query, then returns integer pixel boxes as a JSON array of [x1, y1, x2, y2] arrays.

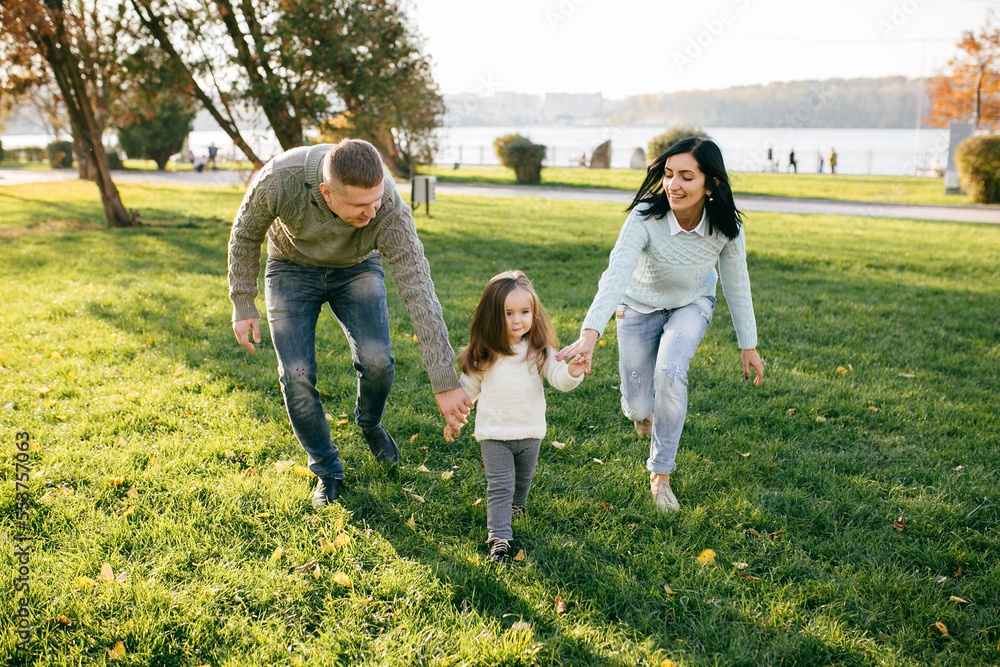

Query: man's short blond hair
[[322, 139, 384, 190]]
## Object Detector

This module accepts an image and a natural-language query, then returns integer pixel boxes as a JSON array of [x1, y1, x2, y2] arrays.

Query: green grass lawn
[[1, 182, 999, 666], [418, 165, 975, 207]]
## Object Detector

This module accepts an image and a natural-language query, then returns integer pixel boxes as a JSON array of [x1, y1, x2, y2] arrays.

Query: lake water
[[2, 125, 950, 176]]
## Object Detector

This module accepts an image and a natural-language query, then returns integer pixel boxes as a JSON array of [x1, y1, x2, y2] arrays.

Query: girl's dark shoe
[[312, 476, 343, 509]]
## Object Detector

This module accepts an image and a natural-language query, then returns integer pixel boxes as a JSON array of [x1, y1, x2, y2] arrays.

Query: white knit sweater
[[460, 342, 584, 441]]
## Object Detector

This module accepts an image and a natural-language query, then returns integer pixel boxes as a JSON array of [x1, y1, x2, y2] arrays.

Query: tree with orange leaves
[[0, 0, 136, 226], [926, 14, 1000, 131]]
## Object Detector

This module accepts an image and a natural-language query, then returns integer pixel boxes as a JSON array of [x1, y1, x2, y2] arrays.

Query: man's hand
[[435, 387, 473, 434], [233, 318, 261, 353]]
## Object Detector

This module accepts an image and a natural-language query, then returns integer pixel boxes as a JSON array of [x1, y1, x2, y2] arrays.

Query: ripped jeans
[[264, 257, 395, 479], [615, 296, 715, 475]]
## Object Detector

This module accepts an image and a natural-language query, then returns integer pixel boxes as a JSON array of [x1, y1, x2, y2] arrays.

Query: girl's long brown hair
[[460, 270, 557, 374]]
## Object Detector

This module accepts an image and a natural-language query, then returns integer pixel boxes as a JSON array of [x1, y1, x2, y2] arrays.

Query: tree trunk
[[131, 0, 266, 170], [213, 0, 303, 150], [39, 8, 135, 226], [369, 128, 408, 179]]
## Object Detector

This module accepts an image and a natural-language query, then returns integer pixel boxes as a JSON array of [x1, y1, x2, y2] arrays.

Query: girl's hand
[[556, 329, 600, 375], [742, 348, 763, 386], [443, 423, 460, 442], [567, 354, 588, 378]]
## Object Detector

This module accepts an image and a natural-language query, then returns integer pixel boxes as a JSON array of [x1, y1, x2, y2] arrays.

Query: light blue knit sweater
[[581, 207, 758, 350]]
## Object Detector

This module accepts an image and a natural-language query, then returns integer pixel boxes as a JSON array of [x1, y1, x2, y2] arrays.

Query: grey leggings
[[480, 438, 541, 541]]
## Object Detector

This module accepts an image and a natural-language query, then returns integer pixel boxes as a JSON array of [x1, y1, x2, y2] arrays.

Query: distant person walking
[[787, 149, 797, 173], [765, 145, 774, 173], [817, 150, 824, 173], [829, 148, 838, 174], [208, 143, 219, 170]]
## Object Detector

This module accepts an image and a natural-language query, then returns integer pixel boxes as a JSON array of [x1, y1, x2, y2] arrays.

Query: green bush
[[47, 140, 74, 168], [647, 125, 710, 159], [0, 139, 5, 163], [493, 133, 546, 184], [955, 134, 1000, 204], [106, 151, 124, 170], [117, 99, 195, 170]]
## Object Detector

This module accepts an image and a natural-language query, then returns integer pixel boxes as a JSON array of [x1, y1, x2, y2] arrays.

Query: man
[[228, 139, 472, 508]]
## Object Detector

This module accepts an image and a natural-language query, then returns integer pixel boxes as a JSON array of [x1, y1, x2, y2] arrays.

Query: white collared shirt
[[666, 208, 708, 236]]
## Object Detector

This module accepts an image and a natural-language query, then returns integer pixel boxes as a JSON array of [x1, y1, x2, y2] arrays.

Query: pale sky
[[405, 0, 999, 99]]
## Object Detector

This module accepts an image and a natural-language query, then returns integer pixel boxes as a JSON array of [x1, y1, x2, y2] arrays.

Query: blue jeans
[[264, 257, 395, 479], [615, 296, 715, 475]]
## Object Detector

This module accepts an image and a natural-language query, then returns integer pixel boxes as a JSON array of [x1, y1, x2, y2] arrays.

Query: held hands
[[233, 318, 261, 352], [742, 348, 764, 387], [555, 329, 600, 375], [436, 387, 472, 437]]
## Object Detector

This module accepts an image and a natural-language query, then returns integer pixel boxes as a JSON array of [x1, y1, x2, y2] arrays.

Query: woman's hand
[[556, 329, 600, 375], [742, 348, 763, 386]]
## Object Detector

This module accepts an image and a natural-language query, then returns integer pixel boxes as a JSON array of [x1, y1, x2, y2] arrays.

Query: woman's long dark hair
[[627, 137, 743, 240]]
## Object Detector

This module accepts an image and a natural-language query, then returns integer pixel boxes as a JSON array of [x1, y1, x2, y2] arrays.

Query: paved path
[[3, 169, 998, 224]]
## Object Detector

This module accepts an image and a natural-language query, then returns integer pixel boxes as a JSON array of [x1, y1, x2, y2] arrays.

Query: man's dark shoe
[[362, 424, 400, 465], [311, 476, 342, 509]]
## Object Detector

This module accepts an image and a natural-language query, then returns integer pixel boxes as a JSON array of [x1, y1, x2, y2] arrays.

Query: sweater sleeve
[[541, 347, 585, 392], [458, 371, 482, 402], [717, 228, 758, 349], [580, 211, 650, 336], [228, 161, 279, 322], [375, 180, 461, 394]]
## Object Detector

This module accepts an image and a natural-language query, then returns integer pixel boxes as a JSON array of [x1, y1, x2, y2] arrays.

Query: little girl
[[445, 270, 586, 563]]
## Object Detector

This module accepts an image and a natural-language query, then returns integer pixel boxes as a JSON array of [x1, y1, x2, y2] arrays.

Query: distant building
[[543, 93, 604, 124]]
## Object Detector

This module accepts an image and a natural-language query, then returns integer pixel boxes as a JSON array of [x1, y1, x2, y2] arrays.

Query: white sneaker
[[634, 416, 652, 437], [650, 474, 679, 512]]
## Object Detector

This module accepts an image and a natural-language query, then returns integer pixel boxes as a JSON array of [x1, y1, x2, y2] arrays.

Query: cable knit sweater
[[581, 207, 758, 349], [227, 144, 460, 394], [459, 342, 584, 441]]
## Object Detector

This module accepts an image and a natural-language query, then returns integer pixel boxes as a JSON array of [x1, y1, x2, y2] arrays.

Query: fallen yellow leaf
[[513, 549, 526, 561], [116, 505, 135, 517], [50, 351, 62, 361], [126, 486, 138, 498], [661, 660, 678, 667], [663, 584, 676, 594], [552, 441, 567, 449], [417, 464, 431, 473], [406, 514, 416, 528], [255, 512, 270, 518], [412, 334, 418, 343], [836, 366, 849, 374], [333, 572, 353, 587], [146, 338, 155, 346], [293, 465, 314, 478], [124, 392, 139, 401], [949, 596, 970, 604], [409, 433, 419, 442], [441, 470, 454, 480], [56, 615, 72, 625], [173, 365, 186, 376], [274, 460, 294, 473], [555, 596, 567, 614], [108, 641, 127, 659], [934, 621, 948, 636], [76, 576, 96, 590], [336, 418, 349, 426], [598, 339, 606, 346], [320, 538, 335, 553], [696, 549, 716, 566], [100, 563, 114, 581], [37, 386, 51, 395], [593, 458, 604, 464], [270, 547, 284, 561], [472, 498, 482, 506], [333, 533, 351, 548], [411, 493, 426, 503], [107, 476, 125, 485]]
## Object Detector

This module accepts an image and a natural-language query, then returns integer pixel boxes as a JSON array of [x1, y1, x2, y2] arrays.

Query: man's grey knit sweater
[[227, 144, 459, 394]]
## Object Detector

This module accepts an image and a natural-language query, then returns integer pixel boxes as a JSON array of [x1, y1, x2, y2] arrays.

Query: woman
[[557, 137, 763, 512]]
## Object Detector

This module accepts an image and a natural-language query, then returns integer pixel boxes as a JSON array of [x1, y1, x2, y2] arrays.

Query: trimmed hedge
[[647, 125, 710, 160], [955, 134, 1000, 204], [47, 140, 74, 168], [493, 134, 546, 185]]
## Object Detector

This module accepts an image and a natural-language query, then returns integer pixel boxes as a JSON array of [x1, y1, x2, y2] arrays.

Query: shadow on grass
[[8, 216, 996, 664]]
